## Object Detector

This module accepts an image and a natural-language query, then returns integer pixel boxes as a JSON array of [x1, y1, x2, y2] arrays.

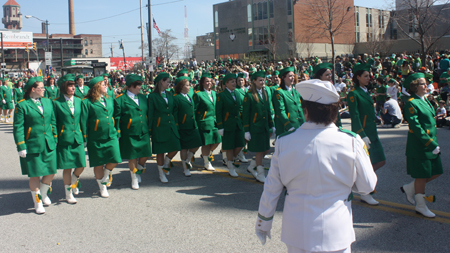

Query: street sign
[[1, 63, 6, 69], [45, 52, 52, 66]]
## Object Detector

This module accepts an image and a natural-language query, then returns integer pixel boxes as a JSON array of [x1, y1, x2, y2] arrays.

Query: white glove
[[218, 129, 224, 137], [245, 132, 251, 141], [288, 127, 295, 131], [432, 146, 440, 155], [18, 150, 27, 158], [362, 137, 371, 149], [256, 229, 271, 245], [255, 217, 273, 245], [2, 100, 5, 104]]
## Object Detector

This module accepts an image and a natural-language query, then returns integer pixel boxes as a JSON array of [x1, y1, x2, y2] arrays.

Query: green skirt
[[222, 129, 245, 150], [119, 134, 152, 160], [199, 128, 221, 146], [179, 128, 202, 150], [368, 139, 386, 164], [20, 144, 57, 177], [152, 133, 181, 154], [2, 101, 13, 110], [407, 156, 443, 178], [248, 130, 271, 152], [57, 142, 86, 170], [87, 138, 122, 167]]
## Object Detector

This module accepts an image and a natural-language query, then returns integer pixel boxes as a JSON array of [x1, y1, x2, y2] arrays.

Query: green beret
[[102, 73, 109, 77], [57, 74, 76, 87], [201, 72, 211, 78], [312, 63, 333, 77], [223, 73, 237, 84], [175, 76, 190, 85], [252, 71, 266, 81], [154, 72, 170, 85], [425, 73, 433, 82], [237, 73, 245, 79], [76, 75, 84, 81], [88, 76, 105, 89], [177, 69, 188, 77], [272, 70, 280, 76], [352, 63, 371, 74], [24, 76, 43, 91], [125, 74, 143, 87], [387, 79, 396, 83], [403, 73, 425, 90], [278, 67, 295, 78]]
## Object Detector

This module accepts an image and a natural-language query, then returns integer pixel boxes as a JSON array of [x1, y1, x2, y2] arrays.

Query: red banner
[[110, 57, 143, 71]]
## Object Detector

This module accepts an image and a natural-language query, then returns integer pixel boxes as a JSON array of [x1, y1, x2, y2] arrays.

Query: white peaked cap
[[295, 79, 339, 104]]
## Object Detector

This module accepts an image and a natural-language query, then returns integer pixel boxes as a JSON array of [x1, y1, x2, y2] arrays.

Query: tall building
[[2, 0, 22, 30], [354, 6, 391, 43]]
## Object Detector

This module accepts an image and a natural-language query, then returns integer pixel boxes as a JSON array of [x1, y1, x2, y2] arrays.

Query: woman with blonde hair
[[81, 76, 121, 198]]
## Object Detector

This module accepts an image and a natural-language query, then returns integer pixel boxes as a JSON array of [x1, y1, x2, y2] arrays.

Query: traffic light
[[33, 43, 37, 51], [25, 45, 29, 52]]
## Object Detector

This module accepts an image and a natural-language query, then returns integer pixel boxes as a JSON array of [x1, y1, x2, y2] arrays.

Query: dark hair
[[60, 81, 76, 96], [314, 68, 329, 79], [280, 71, 293, 90], [352, 70, 368, 87], [409, 79, 422, 94], [24, 82, 40, 99], [376, 77, 384, 84], [174, 79, 189, 94], [14, 80, 22, 88], [46, 77, 55, 86], [129, 80, 143, 89], [302, 100, 339, 125], [199, 77, 209, 91], [152, 77, 169, 94]]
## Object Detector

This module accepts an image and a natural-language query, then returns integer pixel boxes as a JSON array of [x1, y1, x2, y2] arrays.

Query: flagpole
[[148, 0, 153, 82]]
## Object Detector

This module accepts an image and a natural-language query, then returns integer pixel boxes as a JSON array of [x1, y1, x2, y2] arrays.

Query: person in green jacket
[[13, 76, 57, 214], [272, 67, 305, 137], [216, 73, 245, 177], [102, 73, 115, 98], [53, 74, 86, 204], [400, 73, 442, 218], [348, 63, 386, 206], [173, 76, 202, 177], [81, 76, 122, 198], [242, 71, 274, 183], [44, 76, 60, 100], [74, 75, 89, 99], [114, 74, 151, 190], [233, 73, 249, 163], [193, 73, 221, 171], [13, 80, 24, 105], [148, 72, 181, 183], [1, 78, 14, 123]]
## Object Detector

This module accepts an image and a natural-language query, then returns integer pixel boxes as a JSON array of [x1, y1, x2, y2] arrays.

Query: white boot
[[360, 193, 379, 205], [136, 163, 146, 183], [64, 185, 77, 204], [415, 194, 435, 218], [71, 174, 80, 195], [157, 165, 168, 183], [5, 114, 9, 123], [237, 150, 248, 163], [96, 179, 109, 198], [246, 160, 257, 178], [400, 180, 415, 205], [8, 113, 12, 123], [186, 151, 195, 168], [227, 161, 239, 177], [31, 190, 45, 214], [222, 151, 228, 165], [182, 161, 191, 177], [255, 165, 266, 183], [101, 168, 112, 187], [163, 156, 171, 175], [130, 170, 139, 190], [40, 182, 52, 206], [203, 156, 215, 171]]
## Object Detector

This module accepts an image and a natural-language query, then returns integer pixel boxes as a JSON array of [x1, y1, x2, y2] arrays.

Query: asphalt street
[[0, 118, 449, 252]]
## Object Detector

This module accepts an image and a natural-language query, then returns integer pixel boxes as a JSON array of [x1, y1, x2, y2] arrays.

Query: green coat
[[193, 90, 218, 131], [53, 96, 84, 146], [13, 88, 24, 104], [81, 96, 118, 142], [243, 90, 273, 133], [347, 87, 378, 141], [147, 91, 180, 143], [173, 93, 197, 130], [272, 87, 305, 136], [0, 85, 13, 109], [216, 89, 244, 131], [404, 94, 439, 159], [74, 85, 89, 99], [44, 85, 60, 100]]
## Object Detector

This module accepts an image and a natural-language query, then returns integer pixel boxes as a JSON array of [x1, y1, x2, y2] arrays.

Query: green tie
[[230, 90, 235, 100], [67, 100, 74, 108], [161, 93, 166, 98], [34, 100, 42, 107]]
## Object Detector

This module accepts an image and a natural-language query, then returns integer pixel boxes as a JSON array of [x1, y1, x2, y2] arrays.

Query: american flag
[[153, 18, 161, 36]]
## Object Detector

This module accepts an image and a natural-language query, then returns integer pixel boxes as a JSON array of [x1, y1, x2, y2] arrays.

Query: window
[[258, 2, 262, 20], [269, 0, 274, 18], [370, 14, 372, 27], [355, 12, 359, 27], [85, 49, 88, 55], [90, 40, 92, 45], [84, 40, 87, 46], [262, 2, 268, 19], [258, 27, 264, 45], [214, 11, 218, 28], [247, 4, 252, 22], [366, 13, 369, 27], [253, 3, 257, 20], [287, 0, 292, 15], [248, 28, 253, 47], [288, 23, 293, 42], [90, 49, 93, 54]]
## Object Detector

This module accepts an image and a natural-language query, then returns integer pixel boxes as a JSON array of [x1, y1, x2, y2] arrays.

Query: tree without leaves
[[143, 29, 181, 63], [265, 26, 279, 61]]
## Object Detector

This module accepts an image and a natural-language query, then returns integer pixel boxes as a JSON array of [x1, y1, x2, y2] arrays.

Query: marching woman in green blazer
[[114, 74, 151, 190], [234, 73, 249, 163], [103, 73, 115, 98], [13, 80, 24, 105], [173, 76, 202, 177], [272, 67, 305, 136], [216, 73, 245, 177], [44, 76, 60, 100], [81, 76, 122, 198], [13, 77, 57, 214], [242, 71, 274, 183], [400, 73, 442, 218], [148, 72, 181, 183], [74, 75, 89, 99], [347, 63, 386, 206], [193, 73, 221, 171], [53, 74, 86, 204], [1, 78, 14, 123]]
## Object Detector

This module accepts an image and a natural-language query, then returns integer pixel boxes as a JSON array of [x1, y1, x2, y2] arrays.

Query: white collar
[[64, 95, 73, 102], [300, 121, 337, 130], [31, 97, 41, 102], [127, 90, 137, 98], [360, 86, 368, 92], [226, 87, 234, 93]]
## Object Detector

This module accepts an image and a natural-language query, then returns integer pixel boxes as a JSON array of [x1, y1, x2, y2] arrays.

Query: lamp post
[[25, 15, 50, 76]]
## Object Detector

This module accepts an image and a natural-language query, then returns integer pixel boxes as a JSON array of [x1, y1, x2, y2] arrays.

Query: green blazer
[[173, 93, 198, 130], [74, 85, 89, 99], [347, 87, 378, 141], [243, 90, 273, 133], [147, 91, 180, 142], [44, 85, 60, 100], [13, 88, 24, 104], [81, 96, 118, 142], [216, 89, 243, 131], [404, 94, 439, 159], [193, 90, 217, 131], [0, 85, 13, 102], [272, 87, 305, 136], [53, 96, 84, 146], [114, 92, 149, 138], [13, 98, 57, 153]]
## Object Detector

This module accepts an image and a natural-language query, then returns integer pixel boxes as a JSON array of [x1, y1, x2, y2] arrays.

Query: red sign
[[110, 57, 143, 71]]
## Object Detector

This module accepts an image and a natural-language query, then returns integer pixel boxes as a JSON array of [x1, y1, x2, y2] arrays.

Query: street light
[[25, 15, 49, 52]]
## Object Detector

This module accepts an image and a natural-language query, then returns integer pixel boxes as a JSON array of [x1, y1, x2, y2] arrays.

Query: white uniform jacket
[[258, 122, 377, 251]]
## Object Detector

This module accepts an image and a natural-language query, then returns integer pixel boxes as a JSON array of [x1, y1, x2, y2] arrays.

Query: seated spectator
[[387, 79, 399, 101], [436, 100, 447, 127], [381, 94, 403, 128]]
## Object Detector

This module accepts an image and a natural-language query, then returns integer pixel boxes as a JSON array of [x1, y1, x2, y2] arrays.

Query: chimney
[[68, 0, 75, 35]]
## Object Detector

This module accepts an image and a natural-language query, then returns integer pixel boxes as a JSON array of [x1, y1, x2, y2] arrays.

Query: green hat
[[125, 74, 144, 87], [352, 63, 371, 74], [201, 71, 211, 78], [425, 73, 433, 83], [75, 75, 84, 81], [102, 73, 109, 77], [24, 76, 43, 91], [223, 73, 237, 84], [312, 63, 333, 77], [237, 73, 245, 79], [272, 70, 280, 76], [251, 71, 266, 81], [174, 76, 190, 85], [57, 74, 76, 87], [278, 67, 295, 78], [387, 79, 396, 83], [88, 76, 105, 89], [403, 73, 425, 90], [177, 69, 188, 77], [154, 72, 170, 85]]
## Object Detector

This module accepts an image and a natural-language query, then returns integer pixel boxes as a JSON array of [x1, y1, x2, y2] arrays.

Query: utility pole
[[60, 38, 63, 75], [1, 32, 4, 78], [140, 0, 145, 62], [148, 0, 153, 81], [110, 43, 113, 57]]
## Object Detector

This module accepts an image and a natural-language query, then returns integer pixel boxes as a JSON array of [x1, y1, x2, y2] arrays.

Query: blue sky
[[17, 0, 387, 58]]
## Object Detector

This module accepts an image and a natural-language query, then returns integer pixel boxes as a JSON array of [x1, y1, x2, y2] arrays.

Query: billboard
[[110, 57, 143, 71], [0, 31, 33, 49]]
